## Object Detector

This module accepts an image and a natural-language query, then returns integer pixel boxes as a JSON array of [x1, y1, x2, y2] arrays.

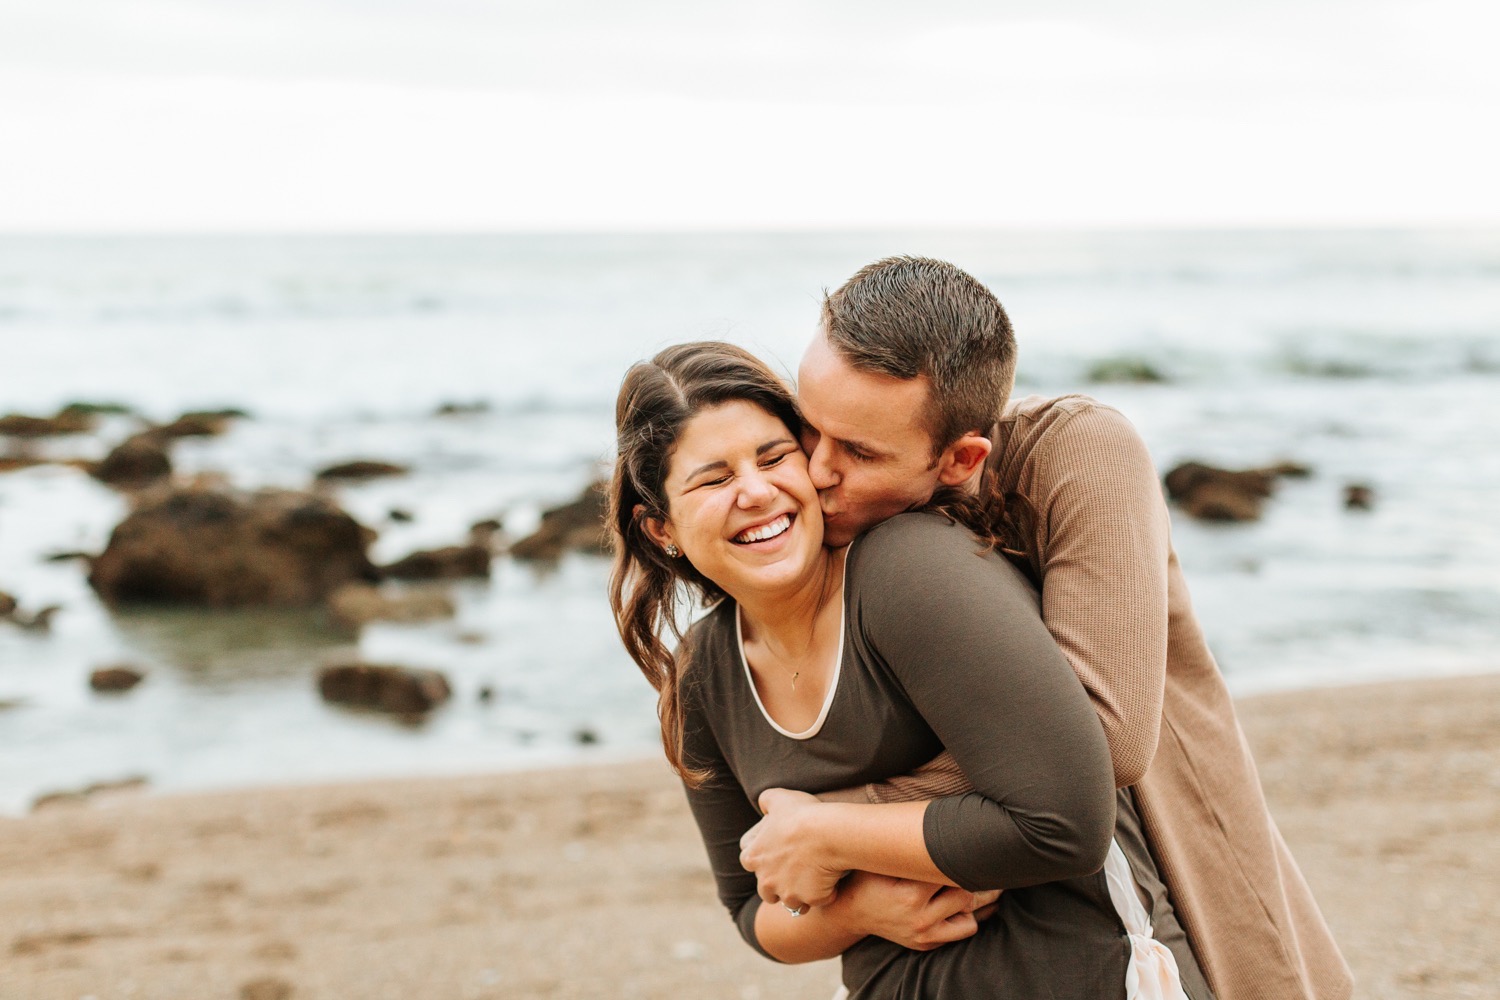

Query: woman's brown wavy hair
[[607, 341, 804, 786]]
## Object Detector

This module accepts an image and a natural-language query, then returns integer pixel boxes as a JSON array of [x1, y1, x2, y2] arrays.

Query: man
[[794, 256, 1352, 1000]]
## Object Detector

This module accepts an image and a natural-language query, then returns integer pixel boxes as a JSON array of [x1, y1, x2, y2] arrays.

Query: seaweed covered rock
[[0, 409, 96, 438], [93, 432, 173, 487], [1344, 483, 1376, 511], [317, 662, 452, 716], [1085, 356, 1169, 384], [90, 665, 146, 692], [152, 410, 241, 440], [381, 544, 491, 580], [509, 481, 608, 561], [315, 460, 409, 482], [89, 486, 378, 607], [1163, 460, 1311, 523]]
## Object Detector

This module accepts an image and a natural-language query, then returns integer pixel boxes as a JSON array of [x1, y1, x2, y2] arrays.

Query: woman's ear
[[637, 504, 677, 553]]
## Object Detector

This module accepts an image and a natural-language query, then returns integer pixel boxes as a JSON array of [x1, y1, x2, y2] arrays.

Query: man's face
[[796, 327, 945, 548]]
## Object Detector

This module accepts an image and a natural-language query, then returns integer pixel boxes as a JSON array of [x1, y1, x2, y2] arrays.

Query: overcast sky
[[3, 0, 1497, 231]]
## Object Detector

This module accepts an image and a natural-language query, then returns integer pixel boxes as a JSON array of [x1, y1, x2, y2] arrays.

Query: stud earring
[[664, 544, 681, 558]]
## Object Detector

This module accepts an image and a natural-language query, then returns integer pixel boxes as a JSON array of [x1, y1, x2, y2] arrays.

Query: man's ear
[[935, 432, 992, 487], [637, 504, 676, 552]]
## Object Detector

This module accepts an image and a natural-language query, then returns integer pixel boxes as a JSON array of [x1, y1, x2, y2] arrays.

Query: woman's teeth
[[734, 514, 791, 544]]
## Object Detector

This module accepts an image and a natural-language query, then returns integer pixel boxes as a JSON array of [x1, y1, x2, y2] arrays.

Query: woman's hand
[[739, 788, 848, 911], [825, 871, 1001, 951]]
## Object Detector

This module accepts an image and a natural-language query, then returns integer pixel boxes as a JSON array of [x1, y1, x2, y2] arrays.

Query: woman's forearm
[[753, 896, 865, 963]]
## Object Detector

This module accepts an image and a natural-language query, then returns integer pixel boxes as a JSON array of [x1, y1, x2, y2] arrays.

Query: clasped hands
[[739, 787, 1000, 951]]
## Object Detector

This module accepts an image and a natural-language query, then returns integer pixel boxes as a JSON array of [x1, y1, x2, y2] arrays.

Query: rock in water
[[509, 481, 609, 560], [89, 486, 378, 607], [90, 665, 146, 692], [381, 544, 491, 580], [1344, 483, 1376, 511], [0, 409, 96, 437], [1162, 460, 1311, 523], [315, 460, 409, 481], [93, 432, 172, 487], [152, 412, 234, 439], [1085, 356, 1169, 384], [9, 604, 60, 631], [317, 662, 452, 715]]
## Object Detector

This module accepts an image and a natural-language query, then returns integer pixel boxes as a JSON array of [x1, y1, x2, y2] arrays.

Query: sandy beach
[[3, 673, 1497, 1000]]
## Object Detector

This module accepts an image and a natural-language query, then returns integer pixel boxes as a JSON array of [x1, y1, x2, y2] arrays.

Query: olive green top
[[681, 512, 1210, 998]]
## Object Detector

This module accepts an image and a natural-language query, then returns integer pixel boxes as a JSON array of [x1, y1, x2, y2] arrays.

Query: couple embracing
[[607, 257, 1351, 1000]]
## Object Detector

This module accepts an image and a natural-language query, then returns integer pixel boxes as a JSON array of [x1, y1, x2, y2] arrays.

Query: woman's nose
[[737, 470, 778, 507]]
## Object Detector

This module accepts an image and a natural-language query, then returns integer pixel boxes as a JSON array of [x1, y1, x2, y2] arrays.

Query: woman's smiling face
[[648, 400, 825, 600]]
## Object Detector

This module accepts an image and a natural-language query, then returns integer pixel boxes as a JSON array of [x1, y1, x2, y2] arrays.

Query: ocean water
[[2, 230, 1498, 814]]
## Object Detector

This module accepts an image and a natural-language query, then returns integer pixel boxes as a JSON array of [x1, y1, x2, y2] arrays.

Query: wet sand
[[3, 674, 1497, 1000]]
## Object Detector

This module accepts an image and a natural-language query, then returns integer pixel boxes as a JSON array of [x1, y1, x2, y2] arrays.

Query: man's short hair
[[821, 256, 1016, 460]]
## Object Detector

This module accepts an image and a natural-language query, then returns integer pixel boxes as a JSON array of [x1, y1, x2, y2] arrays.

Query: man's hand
[[824, 871, 1001, 951], [740, 788, 847, 910]]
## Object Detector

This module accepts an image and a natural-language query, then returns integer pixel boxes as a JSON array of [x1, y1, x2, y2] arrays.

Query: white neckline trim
[[733, 553, 849, 741]]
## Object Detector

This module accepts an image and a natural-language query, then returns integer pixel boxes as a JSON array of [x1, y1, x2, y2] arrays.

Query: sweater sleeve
[[1029, 404, 1172, 788], [678, 653, 776, 959], [853, 514, 1116, 892]]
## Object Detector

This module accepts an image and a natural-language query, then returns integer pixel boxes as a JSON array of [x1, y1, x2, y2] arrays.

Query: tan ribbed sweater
[[876, 395, 1352, 1000]]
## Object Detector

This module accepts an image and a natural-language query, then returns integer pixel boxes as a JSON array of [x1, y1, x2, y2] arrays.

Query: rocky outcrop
[[326, 583, 455, 627], [509, 481, 608, 561], [90, 665, 146, 692], [1344, 483, 1375, 511], [93, 433, 173, 487], [152, 411, 238, 440], [315, 460, 409, 482], [381, 544, 491, 581], [89, 486, 378, 607], [1, 596, 60, 632], [317, 662, 452, 716], [1086, 356, 1168, 384], [1163, 461, 1312, 523], [434, 401, 490, 416], [0, 409, 95, 438]]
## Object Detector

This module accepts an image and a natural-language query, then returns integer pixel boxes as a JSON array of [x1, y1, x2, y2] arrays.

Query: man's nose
[[807, 438, 839, 491]]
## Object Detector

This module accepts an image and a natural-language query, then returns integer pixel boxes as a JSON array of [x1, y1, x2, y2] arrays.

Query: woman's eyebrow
[[683, 459, 729, 481], [756, 438, 795, 456]]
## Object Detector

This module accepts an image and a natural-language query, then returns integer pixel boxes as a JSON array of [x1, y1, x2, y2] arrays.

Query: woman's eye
[[761, 453, 787, 468]]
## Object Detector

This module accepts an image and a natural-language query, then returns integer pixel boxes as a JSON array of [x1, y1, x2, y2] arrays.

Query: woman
[[608, 341, 1211, 999]]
